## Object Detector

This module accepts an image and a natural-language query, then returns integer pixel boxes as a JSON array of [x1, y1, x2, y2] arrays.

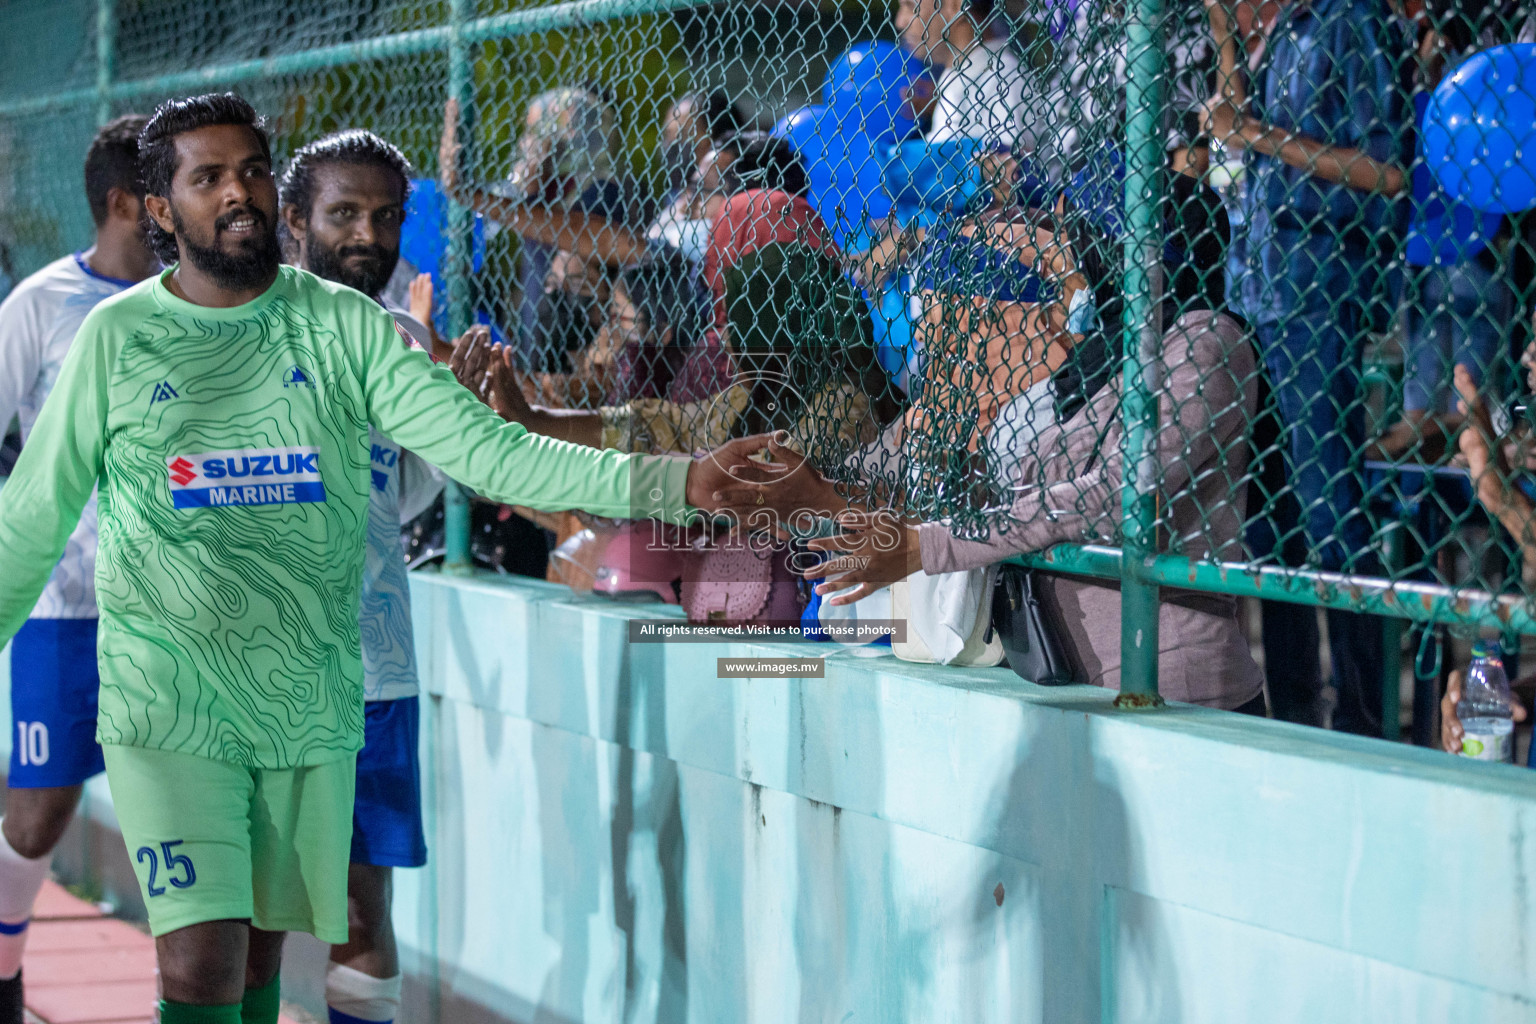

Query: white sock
[[0, 822, 51, 979], [326, 962, 402, 1024]]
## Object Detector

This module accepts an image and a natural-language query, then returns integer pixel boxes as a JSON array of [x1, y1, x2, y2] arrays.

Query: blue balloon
[[868, 279, 917, 392], [1425, 43, 1536, 214], [772, 104, 829, 166], [808, 130, 893, 246], [884, 140, 986, 214], [1407, 93, 1501, 266], [822, 41, 930, 144]]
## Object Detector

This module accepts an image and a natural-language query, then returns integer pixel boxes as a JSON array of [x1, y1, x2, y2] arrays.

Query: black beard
[[305, 236, 397, 298], [172, 203, 282, 291]]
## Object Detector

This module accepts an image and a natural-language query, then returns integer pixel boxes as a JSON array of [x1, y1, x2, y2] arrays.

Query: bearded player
[[0, 93, 735, 1024], [0, 114, 158, 1021], [278, 129, 440, 1024]]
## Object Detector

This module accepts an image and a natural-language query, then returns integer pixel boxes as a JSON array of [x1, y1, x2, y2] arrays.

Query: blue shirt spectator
[[1240, 0, 1411, 328], [1206, 0, 1412, 736]]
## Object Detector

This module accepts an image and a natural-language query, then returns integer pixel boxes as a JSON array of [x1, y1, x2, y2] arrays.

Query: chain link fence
[[4, 0, 1536, 709]]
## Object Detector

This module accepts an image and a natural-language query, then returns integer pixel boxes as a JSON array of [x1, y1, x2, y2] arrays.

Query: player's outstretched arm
[[0, 312, 110, 645], [355, 301, 696, 521]]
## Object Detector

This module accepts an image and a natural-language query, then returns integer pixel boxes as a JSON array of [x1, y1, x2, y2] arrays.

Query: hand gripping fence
[[2, 0, 1534, 721]]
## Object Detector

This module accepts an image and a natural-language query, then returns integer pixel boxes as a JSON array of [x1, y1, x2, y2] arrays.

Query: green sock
[[157, 1000, 241, 1024], [240, 973, 282, 1024]]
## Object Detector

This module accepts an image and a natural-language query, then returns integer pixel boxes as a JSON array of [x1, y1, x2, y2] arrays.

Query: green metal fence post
[[95, 0, 114, 125], [1116, 0, 1166, 708], [441, 0, 475, 575]]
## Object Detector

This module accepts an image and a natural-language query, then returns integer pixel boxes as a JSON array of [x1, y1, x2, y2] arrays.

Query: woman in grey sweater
[[714, 308, 1264, 711]]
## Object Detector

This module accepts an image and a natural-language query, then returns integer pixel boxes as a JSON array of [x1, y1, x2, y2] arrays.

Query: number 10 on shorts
[[136, 840, 197, 896], [15, 722, 48, 766]]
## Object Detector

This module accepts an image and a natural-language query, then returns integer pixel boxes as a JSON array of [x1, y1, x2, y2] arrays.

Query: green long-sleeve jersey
[[0, 265, 691, 768]]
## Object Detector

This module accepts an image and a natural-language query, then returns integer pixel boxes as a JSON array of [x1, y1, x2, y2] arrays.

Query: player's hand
[[440, 97, 462, 195], [686, 434, 791, 515], [707, 432, 844, 526], [486, 345, 537, 424], [448, 325, 494, 401], [1441, 668, 1528, 754]]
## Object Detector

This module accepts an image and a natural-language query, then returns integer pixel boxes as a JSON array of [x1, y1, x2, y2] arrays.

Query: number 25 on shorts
[[135, 840, 197, 897]]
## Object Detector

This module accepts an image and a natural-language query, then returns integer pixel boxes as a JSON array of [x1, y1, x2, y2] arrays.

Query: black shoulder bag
[[991, 564, 1083, 686]]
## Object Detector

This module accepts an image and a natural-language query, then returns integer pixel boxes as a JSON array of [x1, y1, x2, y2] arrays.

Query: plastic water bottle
[[1457, 641, 1515, 763]]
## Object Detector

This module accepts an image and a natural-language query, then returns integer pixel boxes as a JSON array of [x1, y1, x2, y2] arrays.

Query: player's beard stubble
[[171, 202, 283, 291], [304, 234, 398, 300]]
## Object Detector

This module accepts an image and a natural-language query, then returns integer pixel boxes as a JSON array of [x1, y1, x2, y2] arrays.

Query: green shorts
[[102, 744, 356, 942]]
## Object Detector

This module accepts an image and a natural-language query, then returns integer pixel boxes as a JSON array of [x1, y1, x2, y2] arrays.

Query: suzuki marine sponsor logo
[[166, 447, 326, 509]]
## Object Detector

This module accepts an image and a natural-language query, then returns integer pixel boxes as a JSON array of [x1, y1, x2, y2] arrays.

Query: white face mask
[[1065, 286, 1097, 334], [651, 208, 713, 264]]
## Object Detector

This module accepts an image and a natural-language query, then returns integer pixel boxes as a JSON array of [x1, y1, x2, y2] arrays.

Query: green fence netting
[[4, 0, 1536, 704]]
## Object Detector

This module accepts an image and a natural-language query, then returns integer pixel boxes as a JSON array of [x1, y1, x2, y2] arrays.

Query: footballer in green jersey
[[0, 93, 747, 1023]]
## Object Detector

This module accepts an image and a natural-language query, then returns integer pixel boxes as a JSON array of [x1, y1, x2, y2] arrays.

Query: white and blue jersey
[[0, 253, 137, 787], [361, 308, 444, 703], [352, 307, 440, 867], [0, 253, 137, 619]]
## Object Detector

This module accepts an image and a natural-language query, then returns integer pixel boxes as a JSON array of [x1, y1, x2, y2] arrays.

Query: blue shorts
[[352, 696, 427, 868], [8, 618, 105, 788]]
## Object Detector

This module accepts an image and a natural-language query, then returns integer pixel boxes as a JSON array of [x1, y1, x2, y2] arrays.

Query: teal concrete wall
[[6, 571, 1536, 1021], [388, 573, 1536, 1023]]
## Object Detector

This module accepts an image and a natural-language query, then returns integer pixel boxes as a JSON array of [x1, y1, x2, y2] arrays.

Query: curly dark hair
[[138, 93, 271, 262], [676, 90, 748, 140], [279, 129, 413, 224], [724, 131, 807, 198], [84, 115, 149, 227]]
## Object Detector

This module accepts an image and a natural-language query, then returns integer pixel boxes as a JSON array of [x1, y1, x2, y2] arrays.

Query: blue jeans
[[1402, 259, 1513, 414], [1254, 316, 1378, 573], [1252, 316, 1385, 734]]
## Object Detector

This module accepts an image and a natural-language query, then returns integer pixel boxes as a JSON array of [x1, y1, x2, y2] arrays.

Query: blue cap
[[1472, 639, 1503, 660]]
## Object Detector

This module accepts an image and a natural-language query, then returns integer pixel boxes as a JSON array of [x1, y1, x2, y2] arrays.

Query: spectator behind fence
[[1376, 14, 1515, 461], [1045, 0, 1225, 169], [1203, 0, 1411, 735], [1445, 364, 1534, 763], [1456, 362, 1536, 570], [898, 0, 1048, 157], [858, 142, 1227, 497], [528, 136, 812, 403], [659, 91, 749, 198], [715, 305, 1264, 710], [447, 191, 899, 457], [704, 147, 1250, 702], [436, 86, 641, 363], [527, 247, 614, 396], [1204, 0, 1283, 324], [439, 92, 744, 279], [898, 180, 1086, 472], [537, 250, 701, 411]]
